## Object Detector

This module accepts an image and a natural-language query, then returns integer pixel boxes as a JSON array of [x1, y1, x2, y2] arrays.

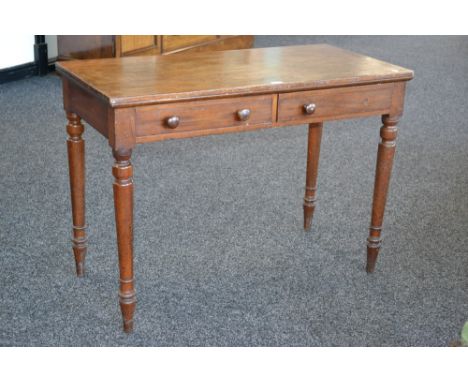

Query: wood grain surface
[[57, 44, 413, 107]]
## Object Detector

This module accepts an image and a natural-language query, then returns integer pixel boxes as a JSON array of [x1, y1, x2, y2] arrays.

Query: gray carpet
[[1, 36, 467, 346]]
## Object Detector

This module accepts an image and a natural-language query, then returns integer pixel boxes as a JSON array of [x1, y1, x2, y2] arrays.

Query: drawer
[[136, 94, 275, 138], [277, 83, 394, 123]]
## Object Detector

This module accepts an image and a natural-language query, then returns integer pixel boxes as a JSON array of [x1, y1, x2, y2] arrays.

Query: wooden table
[[56, 44, 413, 333]]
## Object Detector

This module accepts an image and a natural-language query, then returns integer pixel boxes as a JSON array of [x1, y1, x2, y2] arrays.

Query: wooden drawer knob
[[165, 116, 180, 128], [303, 103, 316, 115], [236, 108, 251, 121]]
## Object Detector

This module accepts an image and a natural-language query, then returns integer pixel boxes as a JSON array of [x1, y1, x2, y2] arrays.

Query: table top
[[56, 44, 413, 107]]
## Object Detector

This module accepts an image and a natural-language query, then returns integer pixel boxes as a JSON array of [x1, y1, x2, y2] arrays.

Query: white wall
[[0, 35, 35, 70], [46, 35, 58, 59]]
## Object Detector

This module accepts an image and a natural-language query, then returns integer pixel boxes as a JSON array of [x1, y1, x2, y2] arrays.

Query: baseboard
[[0, 58, 57, 85], [0, 62, 38, 84]]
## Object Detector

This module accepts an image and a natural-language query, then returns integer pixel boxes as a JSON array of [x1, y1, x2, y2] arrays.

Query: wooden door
[[118, 36, 160, 57]]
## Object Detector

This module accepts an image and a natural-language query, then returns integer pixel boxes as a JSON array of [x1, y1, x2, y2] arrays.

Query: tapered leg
[[367, 115, 399, 273], [112, 149, 136, 333], [66, 112, 87, 277], [303, 122, 323, 230]]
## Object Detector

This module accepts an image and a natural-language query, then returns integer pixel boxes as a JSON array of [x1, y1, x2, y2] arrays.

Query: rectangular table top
[[56, 44, 413, 107]]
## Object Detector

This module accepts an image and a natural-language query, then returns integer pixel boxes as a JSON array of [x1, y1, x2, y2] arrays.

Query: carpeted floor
[[0, 36, 467, 346]]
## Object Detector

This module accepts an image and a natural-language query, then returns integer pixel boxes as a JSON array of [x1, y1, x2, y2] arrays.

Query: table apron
[[62, 79, 401, 147], [133, 82, 397, 143]]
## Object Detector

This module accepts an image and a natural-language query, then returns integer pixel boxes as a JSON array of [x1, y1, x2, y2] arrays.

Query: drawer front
[[277, 83, 394, 123], [136, 95, 274, 138]]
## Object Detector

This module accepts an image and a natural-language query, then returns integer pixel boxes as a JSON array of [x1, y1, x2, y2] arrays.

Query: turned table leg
[[304, 122, 323, 231], [367, 115, 399, 273], [66, 112, 87, 277], [112, 149, 136, 333]]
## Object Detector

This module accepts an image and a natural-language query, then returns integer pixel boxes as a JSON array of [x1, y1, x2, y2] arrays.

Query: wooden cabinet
[[58, 35, 254, 60]]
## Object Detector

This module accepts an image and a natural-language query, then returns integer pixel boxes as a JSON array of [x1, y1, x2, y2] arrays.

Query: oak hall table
[[56, 44, 413, 333]]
